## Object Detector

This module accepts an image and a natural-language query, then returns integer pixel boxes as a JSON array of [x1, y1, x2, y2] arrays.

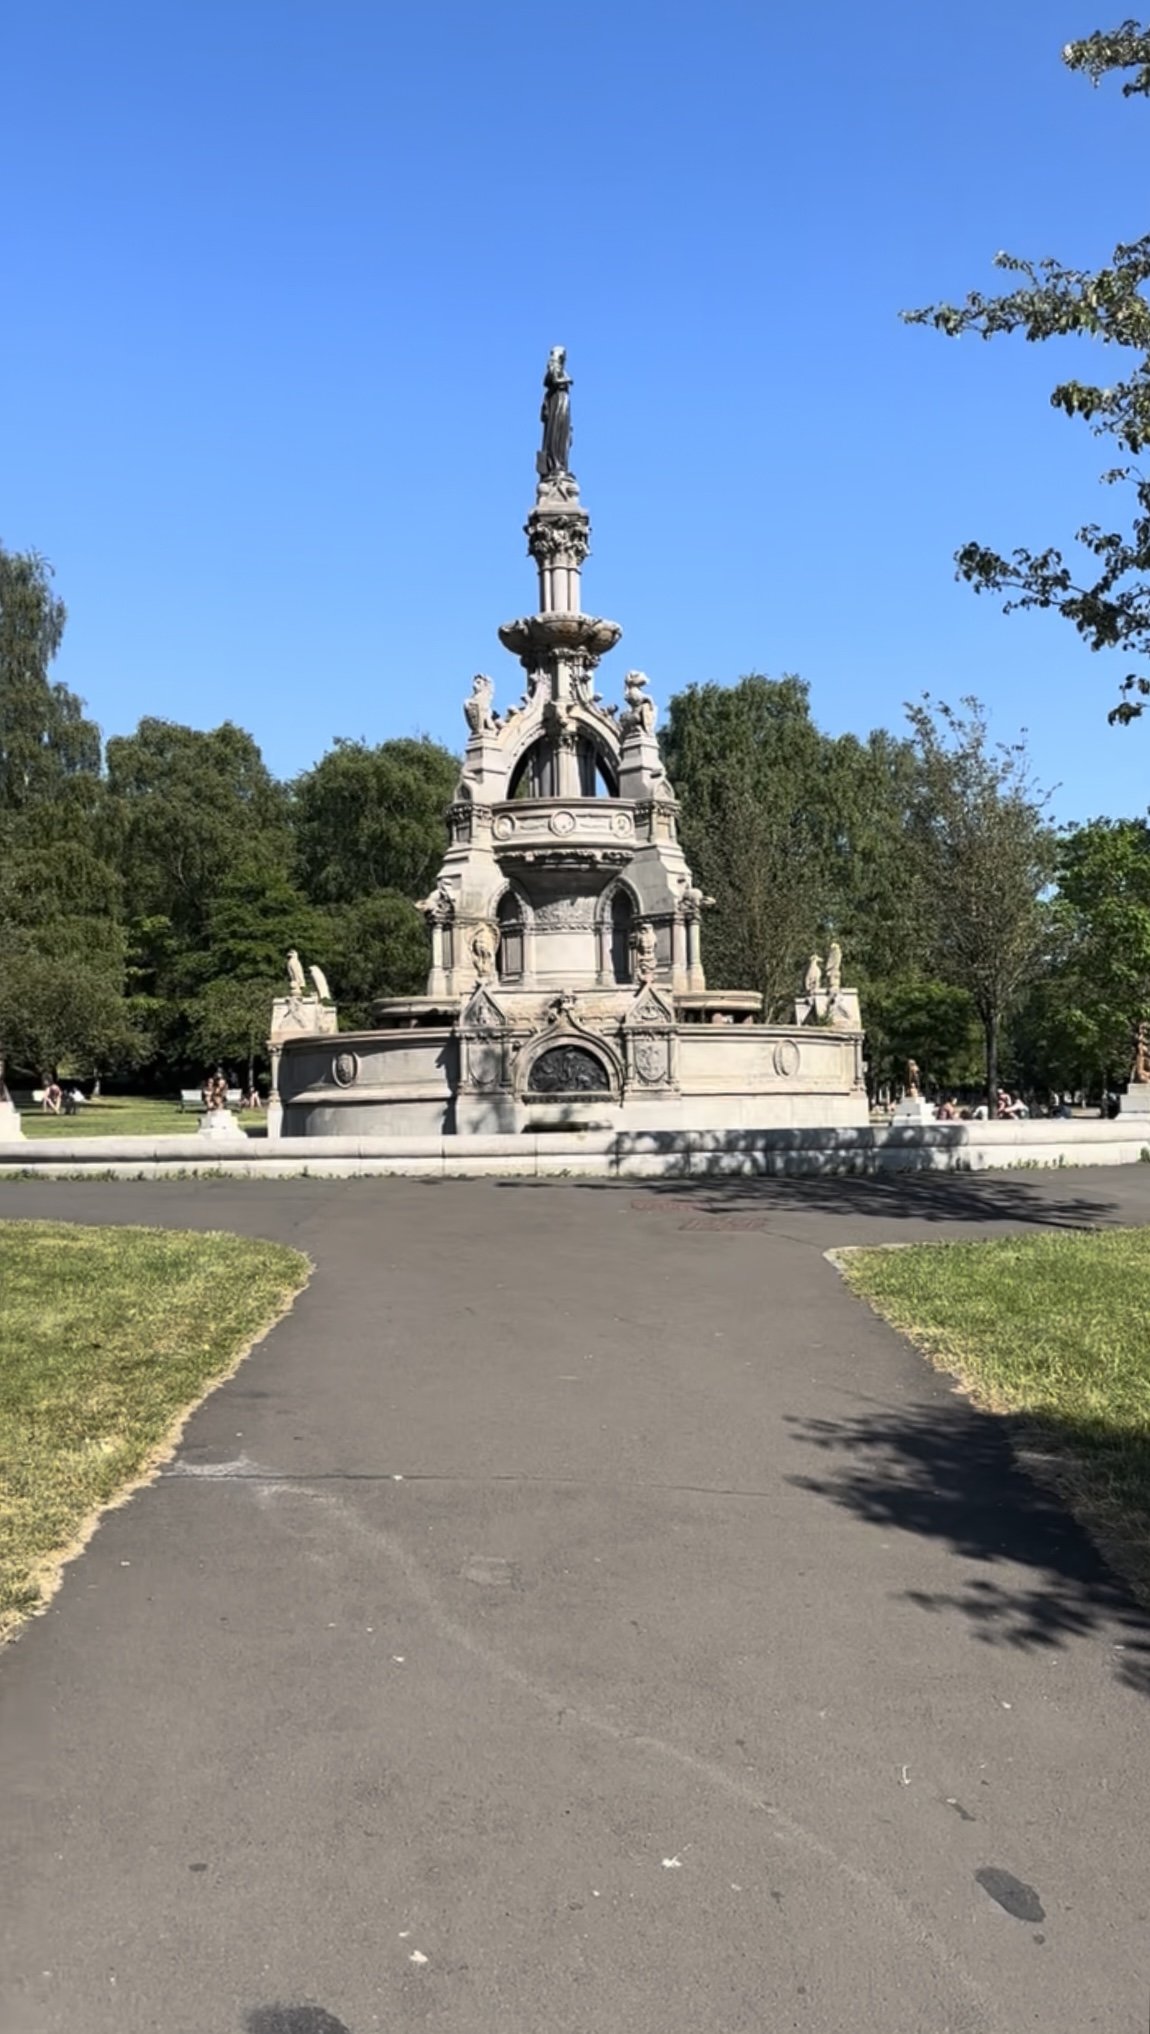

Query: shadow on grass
[[786, 1393, 1150, 1699]]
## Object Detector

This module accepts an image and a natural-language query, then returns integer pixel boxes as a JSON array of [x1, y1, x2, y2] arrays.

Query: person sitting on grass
[[42, 1078, 62, 1115]]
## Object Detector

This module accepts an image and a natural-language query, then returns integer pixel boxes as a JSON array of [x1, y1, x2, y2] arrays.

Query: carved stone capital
[[526, 510, 591, 567]]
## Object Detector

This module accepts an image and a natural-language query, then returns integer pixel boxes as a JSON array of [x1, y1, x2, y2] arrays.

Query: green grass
[[16, 1096, 265, 1139], [0, 1220, 308, 1638], [842, 1229, 1150, 1603]]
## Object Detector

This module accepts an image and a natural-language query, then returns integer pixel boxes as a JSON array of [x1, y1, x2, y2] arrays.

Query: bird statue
[[286, 948, 307, 998], [309, 964, 332, 1003]]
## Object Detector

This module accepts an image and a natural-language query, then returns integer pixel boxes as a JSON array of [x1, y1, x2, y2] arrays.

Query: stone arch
[[493, 879, 534, 983], [514, 1021, 623, 1102], [595, 876, 642, 984]]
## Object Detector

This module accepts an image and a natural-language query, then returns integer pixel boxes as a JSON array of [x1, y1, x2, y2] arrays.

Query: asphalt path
[[2, 1168, 1150, 2034]]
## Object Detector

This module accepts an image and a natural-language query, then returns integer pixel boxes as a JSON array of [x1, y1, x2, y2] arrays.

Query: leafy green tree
[[293, 737, 458, 905], [0, 545, 100, 808], [0, 548, 137, 1077], [661, 676, 842, 1014], [317, 893, 430, 1027], [106, 719, 290, 934], [1051, 815, 1150, 1075], [904, 21, 1150, 722], [905, 698, 1053, 1107], [863, 979, 982, 1098], [0, 953, 142, 1080]]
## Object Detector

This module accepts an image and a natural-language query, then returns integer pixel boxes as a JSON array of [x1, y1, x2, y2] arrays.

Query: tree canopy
[[904, 20, 1150, 722]]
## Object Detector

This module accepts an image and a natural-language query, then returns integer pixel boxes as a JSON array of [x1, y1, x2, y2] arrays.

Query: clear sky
[[3, 0, 1146, 825]]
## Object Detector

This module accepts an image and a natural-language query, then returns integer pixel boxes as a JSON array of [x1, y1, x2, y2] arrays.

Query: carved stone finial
[[803, 954, 822, 998], [825, 942, 843, 996]]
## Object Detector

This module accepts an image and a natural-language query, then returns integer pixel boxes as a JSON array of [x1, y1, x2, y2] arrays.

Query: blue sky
[[3, 0, 1147, 825]]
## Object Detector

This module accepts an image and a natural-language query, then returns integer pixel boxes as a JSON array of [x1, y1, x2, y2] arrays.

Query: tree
[[905, 698, 1053, 1107], [863, 979, 982, 1098], [661, 676, 842, 1014], [903, 22, 1150, 722], [0, 545, 100, 808], [293, 737, 458, 906], [0, 954, 142, 1081], [106, 719, 289, 933], [1051, 815, 1150, 1075]]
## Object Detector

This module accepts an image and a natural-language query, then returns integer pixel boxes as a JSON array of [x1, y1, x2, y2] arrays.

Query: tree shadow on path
[[501, 1168, 1140, 1230], [787, 1391, 1150, 1700], [627, 1169, 1131, 1230]]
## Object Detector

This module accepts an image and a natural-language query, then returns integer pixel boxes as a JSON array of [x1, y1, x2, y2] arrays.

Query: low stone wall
[[0, 1117, 1146, 1180]]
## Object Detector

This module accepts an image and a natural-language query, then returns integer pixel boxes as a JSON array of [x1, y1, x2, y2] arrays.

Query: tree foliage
[[904, 20, 1150, 721], [904, 698, 1053, 1105]]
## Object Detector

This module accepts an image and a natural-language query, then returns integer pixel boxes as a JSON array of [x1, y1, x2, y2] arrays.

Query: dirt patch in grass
[[0, 1220, 309, 1639], [841, 1228, 1150, 1608]]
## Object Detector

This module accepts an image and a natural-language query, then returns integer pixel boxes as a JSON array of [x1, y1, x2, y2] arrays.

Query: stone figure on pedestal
[[621, 670, 656, 735], [825, 942, 842, 996], [464, 674, 499, 736], [905, 1058, 921, 1099], [537, 346, 573, 479], [804, 955, 822, 998], [287, 949, 307, 998], [633, 921, 658, 984], [1133, 1020, 1150, 1085], [471, 922, 499, 981]]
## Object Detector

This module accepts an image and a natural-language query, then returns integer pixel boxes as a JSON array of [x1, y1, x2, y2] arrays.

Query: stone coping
[[1, 1117, 1147, 1179]]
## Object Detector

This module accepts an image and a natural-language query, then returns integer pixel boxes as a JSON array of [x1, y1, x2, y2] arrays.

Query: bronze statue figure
[[537, 345, 573, 478]]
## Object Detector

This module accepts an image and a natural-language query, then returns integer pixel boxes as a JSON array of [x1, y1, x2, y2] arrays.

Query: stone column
[[686, 912, 705, 992], [266, 1040, 283, 1141], [556, 728, 581, 799], [671, 914, 689, 993], [427, 915, 446, 997]]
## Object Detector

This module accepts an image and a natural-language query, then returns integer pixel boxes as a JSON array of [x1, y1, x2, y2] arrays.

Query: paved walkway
[[2, 1170, 1149, 2034]]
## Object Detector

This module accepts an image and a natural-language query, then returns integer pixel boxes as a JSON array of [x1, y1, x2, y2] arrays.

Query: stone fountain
[[275, 350, 867, 1137]]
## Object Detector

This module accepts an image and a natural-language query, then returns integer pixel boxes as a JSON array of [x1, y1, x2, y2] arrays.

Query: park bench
[[179, 1089, 244, 1112]]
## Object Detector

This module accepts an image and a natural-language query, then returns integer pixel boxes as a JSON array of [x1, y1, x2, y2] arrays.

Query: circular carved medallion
[[549, 809, 576, 836], [612, 811, 634, 837], [493, 814, 515, 840], [772, 1039, 801, 1079], [332, 1050, 360, 1088]]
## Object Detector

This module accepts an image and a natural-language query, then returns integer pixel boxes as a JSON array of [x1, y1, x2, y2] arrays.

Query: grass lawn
[[16, 1095, 266, 1138], [842, 1228, 1150, 1605], [0, 1220, 308, 1639]]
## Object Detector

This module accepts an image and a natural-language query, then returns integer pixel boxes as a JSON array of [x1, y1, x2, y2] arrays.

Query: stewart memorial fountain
[[271, 349, 869, 1142]]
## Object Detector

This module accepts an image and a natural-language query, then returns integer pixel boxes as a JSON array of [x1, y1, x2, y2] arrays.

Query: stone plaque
[[493, 814, 515, 840], [527, 1045, 610, 1093], [332, 1050, 360, 1088], [549, 809, 576, 836], [633, 1034, 667, 1085]]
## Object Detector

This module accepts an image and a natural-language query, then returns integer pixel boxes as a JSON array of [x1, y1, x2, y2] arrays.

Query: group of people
[[908, 1089, 1074, 1121], [200, 1071, 263, 1112], [40, 1079, 83, 1116]]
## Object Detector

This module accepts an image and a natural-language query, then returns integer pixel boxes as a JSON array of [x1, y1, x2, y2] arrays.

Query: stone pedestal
[[795, 989, 862, 1030], [0, 1098, 24, 1140], [198, 1109, 245, 1141], [1119, 1082, 1150, 1116], [892, 1096, 936, 1123]]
